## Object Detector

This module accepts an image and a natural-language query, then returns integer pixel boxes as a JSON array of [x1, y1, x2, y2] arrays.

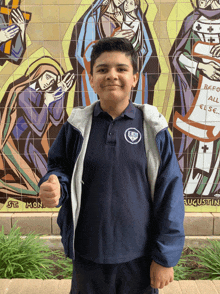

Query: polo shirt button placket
[[106, 121, 116, 145]]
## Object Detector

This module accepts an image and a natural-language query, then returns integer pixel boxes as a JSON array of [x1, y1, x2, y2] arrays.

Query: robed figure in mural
[[169, 0, 220, 198], [0, 57, 74, 202], [69, 0, 160, 106], [0, 0, 31, 65]]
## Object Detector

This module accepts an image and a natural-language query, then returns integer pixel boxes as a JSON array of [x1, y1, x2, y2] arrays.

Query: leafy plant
[[174, 257, 191, 280], [0, 221, 65, 279], [188, 239, 220, 280], [54, 256, 73, 279], [2, 222, 220, 280]]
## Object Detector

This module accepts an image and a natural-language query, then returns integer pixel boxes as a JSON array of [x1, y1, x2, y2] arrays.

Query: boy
[[39, 37, 185, 294]]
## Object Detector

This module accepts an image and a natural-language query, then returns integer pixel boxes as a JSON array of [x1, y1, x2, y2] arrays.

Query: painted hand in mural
[[113, 29, 135, 41], [150, 261, 174, 289], [44, 72, 75, 106], [0, 25, 19, 43], [57, 72, 75, 93], [39, 175, 61, 208], [11, 8, 26, 41], [198, 61, 220, 80]]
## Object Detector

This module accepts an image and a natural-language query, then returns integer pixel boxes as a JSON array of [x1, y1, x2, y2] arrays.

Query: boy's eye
[[97, 68, 107, 73], [118, 68, 127, 72]]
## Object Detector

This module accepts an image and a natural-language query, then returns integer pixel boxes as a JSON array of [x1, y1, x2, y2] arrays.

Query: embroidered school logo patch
[[124, 128, 141, 144]]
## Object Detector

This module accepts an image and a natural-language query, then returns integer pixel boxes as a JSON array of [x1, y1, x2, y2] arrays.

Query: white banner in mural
[[174, 42, 220, 142]]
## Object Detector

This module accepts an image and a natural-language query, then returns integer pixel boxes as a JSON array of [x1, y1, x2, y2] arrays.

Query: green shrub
[[0, 221, 64, 279], [2, 222, 220, 280], [54, 257, 73, 279], [174, 257, 191, 280], [189, 239, 220, 280]]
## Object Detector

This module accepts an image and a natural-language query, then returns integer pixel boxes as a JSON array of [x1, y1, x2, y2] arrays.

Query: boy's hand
[[150, 260, 174, 289], [39, 175, 61, 208]]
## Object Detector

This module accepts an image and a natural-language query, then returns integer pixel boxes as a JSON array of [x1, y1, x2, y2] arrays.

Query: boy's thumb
[[48, 174, 58, 184]]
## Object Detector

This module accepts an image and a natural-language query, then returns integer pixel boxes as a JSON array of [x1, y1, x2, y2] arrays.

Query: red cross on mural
[[0, 0, 31, 55]]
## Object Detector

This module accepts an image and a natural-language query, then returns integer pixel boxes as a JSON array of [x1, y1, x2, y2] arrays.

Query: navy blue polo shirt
[[74, 101, 152, 264]]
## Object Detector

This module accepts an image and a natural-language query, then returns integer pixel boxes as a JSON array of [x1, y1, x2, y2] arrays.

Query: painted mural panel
[[0, 0, 219, 212], [68, 0, 160, 106], [0, 57, 74, 200], [0, 0, 31, 66], [169, 0, 220, 210]]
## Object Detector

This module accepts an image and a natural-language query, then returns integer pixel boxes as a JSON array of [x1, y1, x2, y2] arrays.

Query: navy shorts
[[70, 252, 159, 294]]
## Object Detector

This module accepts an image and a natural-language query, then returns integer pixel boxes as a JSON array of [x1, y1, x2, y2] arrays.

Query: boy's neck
[[100, 99, 130, 119]]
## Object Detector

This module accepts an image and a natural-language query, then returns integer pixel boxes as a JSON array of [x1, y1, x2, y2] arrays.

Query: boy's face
[[89, 51, 139, 105], [124, 0, 137, 13]]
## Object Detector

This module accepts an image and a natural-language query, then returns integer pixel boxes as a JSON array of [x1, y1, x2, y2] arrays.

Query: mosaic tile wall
[[0, 0, 219, 212]]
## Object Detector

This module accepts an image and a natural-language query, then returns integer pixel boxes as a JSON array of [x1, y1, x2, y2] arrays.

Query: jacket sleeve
[[38, 122, 82, 207], [151, 128, 185, 267]]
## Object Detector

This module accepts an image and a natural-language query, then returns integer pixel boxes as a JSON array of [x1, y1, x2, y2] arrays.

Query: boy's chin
[[99, 96, 130, 104]]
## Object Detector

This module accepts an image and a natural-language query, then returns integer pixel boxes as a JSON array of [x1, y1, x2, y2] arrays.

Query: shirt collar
[[94, 100, 136, 119]]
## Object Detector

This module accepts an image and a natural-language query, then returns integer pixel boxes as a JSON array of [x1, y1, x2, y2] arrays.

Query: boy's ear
[[89, 74, 97, 94], [89, 74, 94, 89], [132, 72, 139, 87]]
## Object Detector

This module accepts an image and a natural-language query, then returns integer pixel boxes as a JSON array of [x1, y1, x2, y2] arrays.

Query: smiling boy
[[39, 37, 185, 294]]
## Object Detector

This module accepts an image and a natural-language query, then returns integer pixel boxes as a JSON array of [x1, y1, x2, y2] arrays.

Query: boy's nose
[[106, 69, 118, 80]]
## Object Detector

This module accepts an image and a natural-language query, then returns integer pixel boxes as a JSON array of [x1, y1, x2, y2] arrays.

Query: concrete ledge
[[39, 235, 63, 250], [12, 213, 52, 235], [185, 236, 220, 248], [52, 212, 60, 235], [0, 213, 13, 234], [1, 280, 220, 294], [213, 213, 220, 235], [25, 235, 220, 250], [184, 213, 213, 236], [1, 212, 220, 237]]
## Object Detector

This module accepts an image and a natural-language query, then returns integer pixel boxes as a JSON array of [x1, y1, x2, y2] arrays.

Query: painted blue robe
[[12, 84, 65, 178]]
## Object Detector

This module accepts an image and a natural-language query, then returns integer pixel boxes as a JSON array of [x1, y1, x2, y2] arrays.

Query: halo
[[25, 56, 64, 77]]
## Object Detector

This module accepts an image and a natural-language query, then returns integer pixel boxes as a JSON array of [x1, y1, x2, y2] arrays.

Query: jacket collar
[[68, 101, 168, 137]]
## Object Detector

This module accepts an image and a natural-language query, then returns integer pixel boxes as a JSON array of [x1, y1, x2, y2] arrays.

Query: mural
[[0, 0, 219, 212], [0, 0, 31, 65], [0, 57, 74, 205], [169, 0, 220, 204], [68, 0, 160, 106]]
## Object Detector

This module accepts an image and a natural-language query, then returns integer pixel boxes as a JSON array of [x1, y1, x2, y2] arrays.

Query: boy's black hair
[[90, 37, 138, 75]]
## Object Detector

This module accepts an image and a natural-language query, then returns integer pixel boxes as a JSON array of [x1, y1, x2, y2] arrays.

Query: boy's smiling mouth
[[103, 84, 122, 87]]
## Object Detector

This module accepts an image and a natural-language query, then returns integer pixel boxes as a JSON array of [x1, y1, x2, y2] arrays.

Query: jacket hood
[[68, 101, 168, 136]]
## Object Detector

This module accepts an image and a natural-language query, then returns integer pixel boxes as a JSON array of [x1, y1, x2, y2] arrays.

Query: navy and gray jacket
[[39, 101, 185, 267]]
